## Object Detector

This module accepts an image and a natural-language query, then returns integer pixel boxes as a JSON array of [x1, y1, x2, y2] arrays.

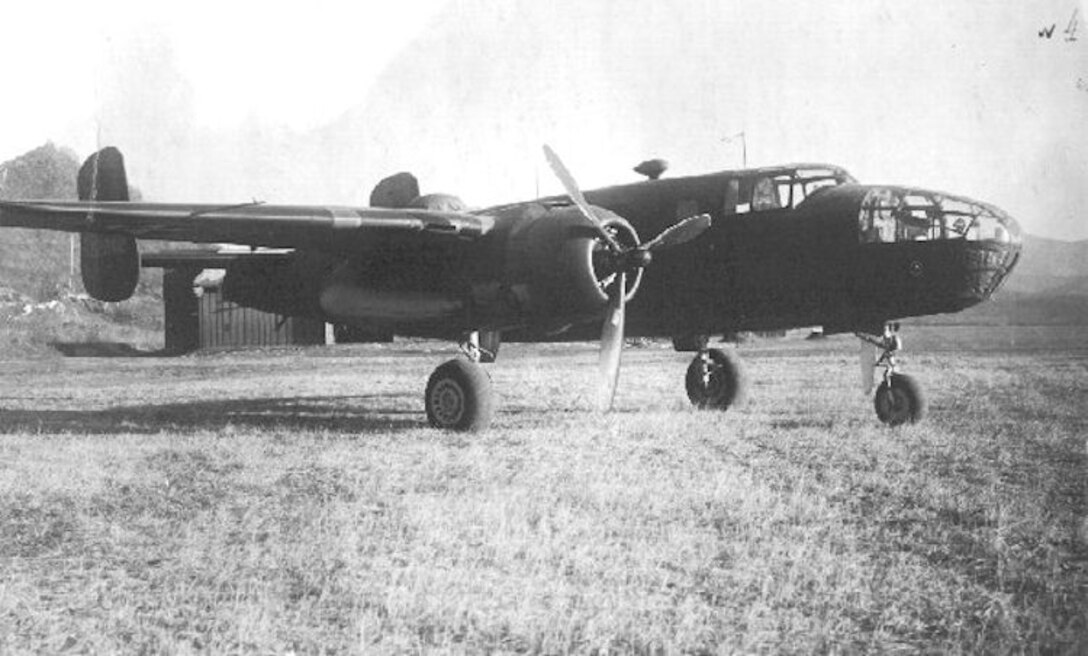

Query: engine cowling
[[475, 204, 642, 333]]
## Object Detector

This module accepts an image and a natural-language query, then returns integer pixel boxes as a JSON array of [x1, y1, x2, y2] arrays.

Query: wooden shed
[[147, 252, 328, 353], [194, 280, 326, 350]]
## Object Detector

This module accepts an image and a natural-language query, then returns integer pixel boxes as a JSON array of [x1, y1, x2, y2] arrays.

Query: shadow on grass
[[49, 341, 169, 358], [0, 394, 424, 435]]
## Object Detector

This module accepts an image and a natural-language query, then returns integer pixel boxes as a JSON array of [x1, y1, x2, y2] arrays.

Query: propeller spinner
[[542, 145, 712, 411]]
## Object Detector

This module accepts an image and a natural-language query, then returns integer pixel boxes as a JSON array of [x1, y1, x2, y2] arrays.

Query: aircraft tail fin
[[77, 147, 129, 202], [78, 148, 140, 302], [370, 172, 419, 208]]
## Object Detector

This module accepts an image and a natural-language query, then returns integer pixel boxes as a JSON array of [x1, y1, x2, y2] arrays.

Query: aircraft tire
[[873, 373, 927, 426], [685, 348, 747, 411], [425, 359, 493, 432]]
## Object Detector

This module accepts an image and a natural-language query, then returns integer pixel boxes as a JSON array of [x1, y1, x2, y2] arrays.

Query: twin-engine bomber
[[0, 146, 1021, 430]]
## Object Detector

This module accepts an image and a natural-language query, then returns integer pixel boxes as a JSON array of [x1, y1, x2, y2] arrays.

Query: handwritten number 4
[[1065, 9, 1079, 41]]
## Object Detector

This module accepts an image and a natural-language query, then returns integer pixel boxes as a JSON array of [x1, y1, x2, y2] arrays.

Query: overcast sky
[[2, 0, 1086, 239]]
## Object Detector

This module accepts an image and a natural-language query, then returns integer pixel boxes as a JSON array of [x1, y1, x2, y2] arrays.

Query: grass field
[[0, 326, 1085, 653]]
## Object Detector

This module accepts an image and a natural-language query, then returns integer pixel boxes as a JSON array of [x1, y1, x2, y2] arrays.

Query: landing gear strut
[[685, 347, 747, 411], [424, 331, 494, 432], [857, 324, 926, 426]]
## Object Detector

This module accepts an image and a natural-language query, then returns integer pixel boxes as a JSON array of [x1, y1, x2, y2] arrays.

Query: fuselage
[[569, 163, 1022, 338], [218, 162, 1022, 342]]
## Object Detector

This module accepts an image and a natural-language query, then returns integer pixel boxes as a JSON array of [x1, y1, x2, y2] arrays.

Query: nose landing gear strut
[[857, 323, 927, 426]]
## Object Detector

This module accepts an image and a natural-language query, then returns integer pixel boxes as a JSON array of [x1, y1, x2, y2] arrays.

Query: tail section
[[369, 172, 419, 208], [77, 147, 129, 202], [78, 148, 140, 302]]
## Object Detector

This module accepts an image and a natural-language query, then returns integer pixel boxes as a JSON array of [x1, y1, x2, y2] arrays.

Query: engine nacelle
[[477, 204, 641, 333], [316, 203, 643, 338], [319, 260, 465, 328], [221, 252, 335, 318]]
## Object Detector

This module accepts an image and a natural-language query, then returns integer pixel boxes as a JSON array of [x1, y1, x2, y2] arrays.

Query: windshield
[[858, 187, 1020, 244]]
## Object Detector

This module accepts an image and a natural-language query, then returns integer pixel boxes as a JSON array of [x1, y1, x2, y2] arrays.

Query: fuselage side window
[[723, 178, 740, 215], [735, 177, 753, 214], [776, 178, 792, 208], [859, 188, 898, 243]]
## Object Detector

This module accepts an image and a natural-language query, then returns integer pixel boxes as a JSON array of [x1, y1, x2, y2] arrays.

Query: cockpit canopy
[[725, 165, 856, 214], [857, 187, 1021, 245]]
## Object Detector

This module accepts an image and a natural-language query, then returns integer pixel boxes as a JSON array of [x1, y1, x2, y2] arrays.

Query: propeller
[[542, 145, 712, 411], [598, 271, 626, 410], [542, 145, 625, 253], [642, 213, 713, 253]]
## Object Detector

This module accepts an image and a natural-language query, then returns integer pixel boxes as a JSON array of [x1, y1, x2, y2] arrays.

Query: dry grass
[[0, 327, 1085, 653]]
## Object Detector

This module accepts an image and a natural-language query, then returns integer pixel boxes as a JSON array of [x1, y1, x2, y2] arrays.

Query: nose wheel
[[685, 348, 747, 411], [873, 372, 925, 426], [858, 324, 927, 426]]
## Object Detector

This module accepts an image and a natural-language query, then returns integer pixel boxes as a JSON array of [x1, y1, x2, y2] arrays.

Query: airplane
[[0, 146, 1022, 431]]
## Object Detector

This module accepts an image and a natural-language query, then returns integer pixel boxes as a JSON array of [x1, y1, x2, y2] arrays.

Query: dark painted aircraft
[[0, 146, 1021, 431]]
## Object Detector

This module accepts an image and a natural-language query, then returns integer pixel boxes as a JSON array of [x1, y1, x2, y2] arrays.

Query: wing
[[0, 200, 494, 253]]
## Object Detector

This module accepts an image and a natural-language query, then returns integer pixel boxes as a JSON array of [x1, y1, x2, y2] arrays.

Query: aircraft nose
[[858, 186, 1021, 245], [855, 185, 1023, 306]]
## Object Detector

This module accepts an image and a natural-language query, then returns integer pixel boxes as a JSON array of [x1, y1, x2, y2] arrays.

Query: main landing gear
[[685, 347, 747, 411], [424, 331, 496, 432], [857, 324, 927, 427], [422, 328, 923, 430]]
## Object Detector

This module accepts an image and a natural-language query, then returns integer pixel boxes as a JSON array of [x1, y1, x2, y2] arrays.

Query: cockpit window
[[753, 177, 780, 211], [858, 188, 1020, 244], [728, 166, 853, 214]]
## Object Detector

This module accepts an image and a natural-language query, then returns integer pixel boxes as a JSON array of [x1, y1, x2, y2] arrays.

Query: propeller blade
[[542, 144, 624, 253], [642, 213, 712, 253], [597, 271, 626, 411]]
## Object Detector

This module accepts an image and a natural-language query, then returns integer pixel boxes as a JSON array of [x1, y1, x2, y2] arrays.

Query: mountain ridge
[[1004, 234, 1088, 297]]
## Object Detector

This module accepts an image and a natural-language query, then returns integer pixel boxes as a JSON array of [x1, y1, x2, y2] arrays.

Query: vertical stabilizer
[[78, 148, 140, 302], [370, 172, 419, 208], [77, 147, 129, 202]]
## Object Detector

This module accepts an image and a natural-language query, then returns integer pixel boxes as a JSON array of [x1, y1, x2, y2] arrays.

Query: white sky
[[1, 0, 447, 149], [1, 0, 1086, 239]]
